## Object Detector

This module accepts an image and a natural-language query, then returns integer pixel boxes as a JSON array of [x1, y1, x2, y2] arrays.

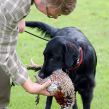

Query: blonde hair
[[41, 0, 77, 15]]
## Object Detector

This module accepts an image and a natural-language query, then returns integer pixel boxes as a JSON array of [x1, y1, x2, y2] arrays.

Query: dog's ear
[[64, 43, 79, 68]]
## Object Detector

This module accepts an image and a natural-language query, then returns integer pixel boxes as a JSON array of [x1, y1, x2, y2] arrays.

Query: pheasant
[[36, 69, 75, 109]]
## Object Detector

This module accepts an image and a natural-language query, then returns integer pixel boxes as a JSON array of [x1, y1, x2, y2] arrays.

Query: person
[[0, 0, 76, 108]]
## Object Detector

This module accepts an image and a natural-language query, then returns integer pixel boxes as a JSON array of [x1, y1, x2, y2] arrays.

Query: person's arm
[[18, 19, 25, 33], [21, 78, 52, 96]]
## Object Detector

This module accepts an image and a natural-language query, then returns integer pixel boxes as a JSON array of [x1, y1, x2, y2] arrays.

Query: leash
[[25, 30, 49, 41]]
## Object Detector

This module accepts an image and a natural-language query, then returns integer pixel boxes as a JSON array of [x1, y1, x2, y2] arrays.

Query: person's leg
[[0, 70, 11, 109]]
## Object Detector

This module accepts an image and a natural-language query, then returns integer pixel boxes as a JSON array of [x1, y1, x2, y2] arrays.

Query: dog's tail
[[26, 21, 59, 38]]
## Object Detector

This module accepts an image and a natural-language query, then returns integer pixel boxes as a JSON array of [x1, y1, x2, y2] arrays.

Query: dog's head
[[38, 37, 80, 79]]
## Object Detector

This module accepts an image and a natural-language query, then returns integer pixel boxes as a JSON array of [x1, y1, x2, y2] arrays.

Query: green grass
[[9, 0, 109, 109]]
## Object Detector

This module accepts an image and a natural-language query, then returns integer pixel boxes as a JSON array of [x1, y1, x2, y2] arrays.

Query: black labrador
[[26, 21, 97, 109]]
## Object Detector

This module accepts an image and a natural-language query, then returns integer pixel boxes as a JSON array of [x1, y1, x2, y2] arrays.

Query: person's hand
[[18, 19, 25, 33], [36, 79, 53, 96], [21, 78, 53, 96]]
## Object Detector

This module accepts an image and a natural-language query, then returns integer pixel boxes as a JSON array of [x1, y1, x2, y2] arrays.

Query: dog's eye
[[56, 57, 61, 61]]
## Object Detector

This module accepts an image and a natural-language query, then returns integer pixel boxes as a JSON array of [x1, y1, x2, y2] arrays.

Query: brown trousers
[[0, 69, 11, 109]]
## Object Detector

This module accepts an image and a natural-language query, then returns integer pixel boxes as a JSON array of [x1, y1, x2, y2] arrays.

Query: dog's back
[[26, 21, 93, 46]]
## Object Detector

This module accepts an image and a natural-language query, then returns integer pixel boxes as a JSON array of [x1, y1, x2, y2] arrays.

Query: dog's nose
[[38, 73, 45, 79]]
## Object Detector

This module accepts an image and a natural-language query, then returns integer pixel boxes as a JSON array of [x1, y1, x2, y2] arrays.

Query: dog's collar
[[68, 47, 83, 72]]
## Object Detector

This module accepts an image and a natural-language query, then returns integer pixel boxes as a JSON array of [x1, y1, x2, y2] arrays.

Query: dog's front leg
[[72, 92, 78, 109], [45, 96, 53, 109], [72, 100, 78, 109], [80, 89, 93, 109]]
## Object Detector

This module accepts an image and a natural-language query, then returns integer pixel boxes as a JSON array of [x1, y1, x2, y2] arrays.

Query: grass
[[9, 0, 109, 109]]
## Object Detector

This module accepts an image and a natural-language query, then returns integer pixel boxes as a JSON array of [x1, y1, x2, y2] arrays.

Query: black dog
[[26, 21, 97, 109]]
